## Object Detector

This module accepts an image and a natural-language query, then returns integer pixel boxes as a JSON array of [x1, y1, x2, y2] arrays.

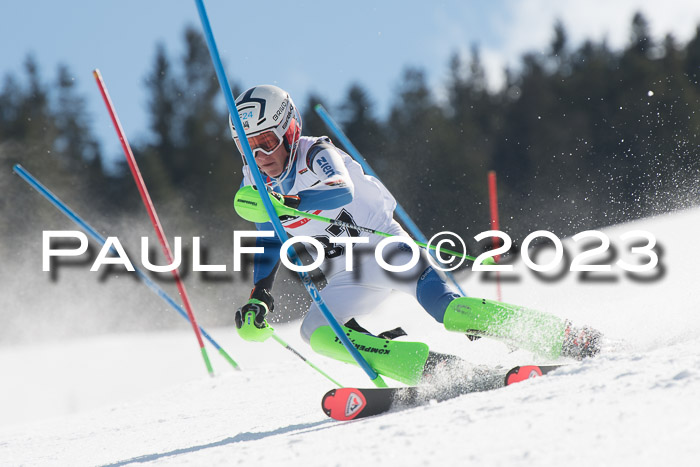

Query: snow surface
[[2, 207, 700, 466]]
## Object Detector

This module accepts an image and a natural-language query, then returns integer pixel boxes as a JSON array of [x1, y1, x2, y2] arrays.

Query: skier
[[231, 84, 600, 386]]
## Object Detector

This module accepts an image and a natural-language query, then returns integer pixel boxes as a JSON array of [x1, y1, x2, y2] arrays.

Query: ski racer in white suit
[[231, 85, 466, 382], [231, 85, 600, 385]]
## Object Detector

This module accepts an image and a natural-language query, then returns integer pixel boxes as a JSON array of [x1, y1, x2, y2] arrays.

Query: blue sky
[[2, 1, 699, 169]]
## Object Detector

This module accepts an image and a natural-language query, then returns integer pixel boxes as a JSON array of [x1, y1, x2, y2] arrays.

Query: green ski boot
[[443, 297, 570, 359]]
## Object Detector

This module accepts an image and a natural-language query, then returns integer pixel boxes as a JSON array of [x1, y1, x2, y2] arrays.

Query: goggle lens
[[236, 130, 282, 156]]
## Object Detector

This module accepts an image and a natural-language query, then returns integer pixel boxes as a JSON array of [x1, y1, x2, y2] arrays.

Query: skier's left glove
[[235, 288, 274, 342]]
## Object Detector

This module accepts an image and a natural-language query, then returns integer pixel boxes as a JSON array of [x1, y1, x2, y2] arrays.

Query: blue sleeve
[[297, 187, 353, 211], [253, 221, 282, 289], [237, 176, 281, 289]]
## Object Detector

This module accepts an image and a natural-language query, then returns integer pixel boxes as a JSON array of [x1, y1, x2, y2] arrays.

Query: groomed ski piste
[[2, 206, 699, 466]]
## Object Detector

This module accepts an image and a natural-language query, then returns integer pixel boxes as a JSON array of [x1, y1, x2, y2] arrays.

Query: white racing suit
[[241, 136, 459, 342]]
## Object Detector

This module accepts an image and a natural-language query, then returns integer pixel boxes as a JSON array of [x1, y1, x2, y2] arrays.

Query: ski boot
[[561, 322, 602, 359], [420, 351, 506, 397]]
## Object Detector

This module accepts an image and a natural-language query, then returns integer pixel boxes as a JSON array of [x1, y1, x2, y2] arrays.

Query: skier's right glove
[[268, 190, 301, 222], [235, 288, 274, 342], [269, 190, 301, 210]]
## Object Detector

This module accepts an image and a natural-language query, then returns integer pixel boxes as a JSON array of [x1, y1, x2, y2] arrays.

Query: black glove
[[269, 190, 301, 209], [235, 287, 274, 329], [268, 190, 301, 222]]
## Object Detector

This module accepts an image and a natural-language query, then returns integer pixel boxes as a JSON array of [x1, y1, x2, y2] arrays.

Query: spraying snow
[[1, 206, 699, 466]]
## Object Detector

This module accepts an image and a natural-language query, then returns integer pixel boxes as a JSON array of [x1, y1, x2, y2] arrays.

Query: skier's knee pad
[[416, 266, 461, 323]]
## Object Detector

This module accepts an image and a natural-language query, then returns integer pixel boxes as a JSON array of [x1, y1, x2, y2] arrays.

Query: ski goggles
[[235, 130, 283, 156]]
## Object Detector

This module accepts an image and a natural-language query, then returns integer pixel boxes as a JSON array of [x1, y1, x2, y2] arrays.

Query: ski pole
[[13, 164, 241, 371], [193, 0, 387, 388], [234, 186, 492, 265], [93, 69, 214, 377], [272, 334, 342, 387], [314, 104, 468, 295]]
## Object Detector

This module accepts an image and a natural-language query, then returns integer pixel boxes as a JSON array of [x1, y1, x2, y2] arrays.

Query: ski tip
[[504, 365, 544, 385], [504, 364, 566, 385], [322, 388, 367, 421]]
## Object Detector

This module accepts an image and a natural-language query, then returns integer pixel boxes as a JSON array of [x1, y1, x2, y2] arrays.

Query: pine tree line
[[2, 15, 699, 257]]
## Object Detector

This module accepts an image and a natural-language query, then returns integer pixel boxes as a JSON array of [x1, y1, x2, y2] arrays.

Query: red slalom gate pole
[[93, 69, 214, 376], [487, 170, 502, 302]]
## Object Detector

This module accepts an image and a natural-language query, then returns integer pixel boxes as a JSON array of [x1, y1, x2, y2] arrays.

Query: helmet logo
[[272, 100, 288, 122], [237, 88, 267, 125], [281, 106, 293, 128]]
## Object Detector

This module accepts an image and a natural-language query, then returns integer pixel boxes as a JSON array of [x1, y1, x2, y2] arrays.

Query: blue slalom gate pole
[[12, 164, 241, 371], [193, 0, 386, 387], [314, 104, 467, 296]]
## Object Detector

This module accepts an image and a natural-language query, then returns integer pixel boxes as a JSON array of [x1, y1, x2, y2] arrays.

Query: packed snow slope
[[2, 207, 700, 466]]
